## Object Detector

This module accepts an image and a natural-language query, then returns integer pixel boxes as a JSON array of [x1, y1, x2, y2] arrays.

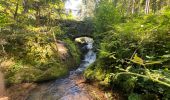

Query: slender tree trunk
[[127, 0, 131, 15], [121, 0, 127, 16], [14, 0, 19, 20], [132, 0, 135, 14], [23, 0, 28, 13], [152, 0, 157, 13], [145, 0, 150, 14], [158, 0, 163, 10], [36, 8, 40, 26], [137, 0, 141, 14], [113, 0, 118, 7]]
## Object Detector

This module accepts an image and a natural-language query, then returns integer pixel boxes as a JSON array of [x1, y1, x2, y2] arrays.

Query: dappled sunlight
[[0, 0, 170, 100]]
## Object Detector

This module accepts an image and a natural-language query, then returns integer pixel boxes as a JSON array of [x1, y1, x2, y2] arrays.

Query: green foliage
[[128, 93, 142, 100], [0, 0, 81, 86], [25, 34, 54, 64], [85, 4, 170, 99], [0, 13, 10, 27], [94, 1, 120, 32], [63, 38, 81, 65], [1, 31, 81, 85], [128, 93, 158, 100]]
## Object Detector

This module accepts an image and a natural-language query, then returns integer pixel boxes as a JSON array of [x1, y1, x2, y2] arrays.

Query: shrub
[[85, 7, 170, 99], [94, 1, 120, 32]]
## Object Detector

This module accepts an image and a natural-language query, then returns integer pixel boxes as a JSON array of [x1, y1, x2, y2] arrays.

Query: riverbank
[[4, 37, 125, 100], [6, 75, 125, 100]]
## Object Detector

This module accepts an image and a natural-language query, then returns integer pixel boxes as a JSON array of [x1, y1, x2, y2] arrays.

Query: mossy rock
[[3, 37, 81, 85], [36, 64, 68, 82]]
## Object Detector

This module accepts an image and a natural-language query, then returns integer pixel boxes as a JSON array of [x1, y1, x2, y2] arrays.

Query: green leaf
[[161, 54, 170, 58], [145, 61, 162, 65], [131, 54, 144, 65], [109, 54, 116, 59]]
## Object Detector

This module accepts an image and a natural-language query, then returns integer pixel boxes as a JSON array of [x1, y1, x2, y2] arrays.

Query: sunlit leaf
[[131, 54, 144, 65], [145, 61, 162, 65]]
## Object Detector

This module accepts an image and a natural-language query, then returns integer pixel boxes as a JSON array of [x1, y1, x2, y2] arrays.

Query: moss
[[63, 38, 81, 66], [5, 63, 42, 85], [36, 63, 68, 82], [1, 36, 81, 85], [4, 61, 69, 85], [84, 61, 106, 82]]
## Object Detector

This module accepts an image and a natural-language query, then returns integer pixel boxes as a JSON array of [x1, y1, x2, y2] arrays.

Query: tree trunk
[[152, 0, 157, 13], [145, 0, 150, 14], [35, 5, 40, 26], [121, 0, 127, 16], [132, 0, 135, 14], [157, 0, 163, 10], [14, 0, 19, 20], [113, 0, 118, 7], [136, 0, 141, 14], [127, 0, 131, 15], [23, 0, 28, 13]]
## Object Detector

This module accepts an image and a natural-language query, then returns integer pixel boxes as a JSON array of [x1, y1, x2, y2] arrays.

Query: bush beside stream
[[84, 1, 170, 99]]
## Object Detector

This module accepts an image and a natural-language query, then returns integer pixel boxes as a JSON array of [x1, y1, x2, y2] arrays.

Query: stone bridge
[[56, 19, 94, 39]]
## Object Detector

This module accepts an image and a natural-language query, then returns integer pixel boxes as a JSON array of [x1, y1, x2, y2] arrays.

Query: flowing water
[[26, 38, 96, 100]]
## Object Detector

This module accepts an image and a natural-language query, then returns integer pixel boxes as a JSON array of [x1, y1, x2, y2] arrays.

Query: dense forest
[[0, 0, 170, 100]]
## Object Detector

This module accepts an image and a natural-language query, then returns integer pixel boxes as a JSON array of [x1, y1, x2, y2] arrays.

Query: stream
[[26, 37, 97, 100]]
